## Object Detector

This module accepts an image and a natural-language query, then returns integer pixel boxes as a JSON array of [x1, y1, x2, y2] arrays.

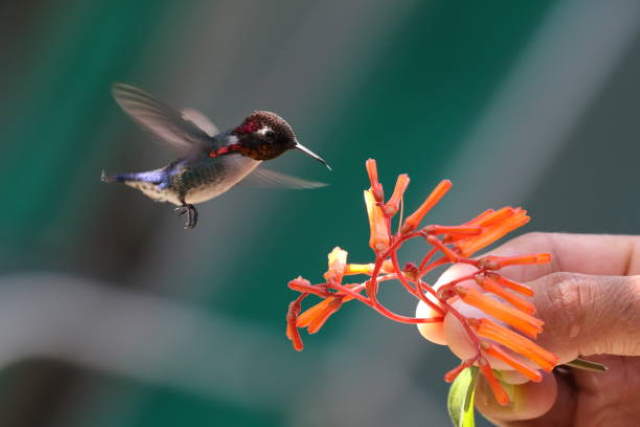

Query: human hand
[[420, 232, 640, 426]]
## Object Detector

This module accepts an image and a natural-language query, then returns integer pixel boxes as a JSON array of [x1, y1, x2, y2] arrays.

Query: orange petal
[[428, 225, 483, 238], [345, 259, 394, 276], [489, 253, 552, 268], [296, 296, 343, 334], [486, 272, 534, 297], [365, 159, 384, 202], [364, 189, 390, 252], [465, 209, 496, 226], [306, 298, 343, 334], [286, 296, 306, 351], [473, 318, 558, 371], [483, 343, 542, 382], [345, 263, 375, 275], [457, 287, 543, 338], [476, 276, 536, 315], [286, 322, 303, 351], [479, 360, 510, 406], [456, 209, 530, 257], [383, 174, 410, 216], [401, 179, 452, 233], [475, 207, 517, 227], [296, 298, 335, 328]]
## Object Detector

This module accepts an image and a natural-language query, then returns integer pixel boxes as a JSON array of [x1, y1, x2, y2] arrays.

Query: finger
[[476, 371, 576, 426], [417, 232, 640, 345], [485, 232, 640, 283], [531, 272, 640, 362]]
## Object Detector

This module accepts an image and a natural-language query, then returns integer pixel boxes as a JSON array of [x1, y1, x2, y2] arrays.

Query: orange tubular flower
[[480, 253, 552, 269], [475, 275, 536, 315], [364, 189, 390, 253], [344, 259, 394, 276], [401, 179, 453, 233], [479, 359, 510, 406], [483, 342, 542, 383], [296, 296, 343, 334], [454, 207, 530, 257], [284, 159, 557, 407], [472, 318, 558, 372], [457, 287, 543, 338], [486, 272, 534, 296], [383, 174, 410, 216], [365, 158, 384, 202]]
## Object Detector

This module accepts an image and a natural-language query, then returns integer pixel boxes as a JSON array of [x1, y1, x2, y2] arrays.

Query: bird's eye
[[265, 130, 276, 139]]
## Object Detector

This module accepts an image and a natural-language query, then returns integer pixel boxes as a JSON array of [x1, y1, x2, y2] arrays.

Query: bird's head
[[232, 111, 330, 169]]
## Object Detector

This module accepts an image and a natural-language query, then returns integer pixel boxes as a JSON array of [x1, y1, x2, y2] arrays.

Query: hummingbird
[[101, 83, 331, 229]]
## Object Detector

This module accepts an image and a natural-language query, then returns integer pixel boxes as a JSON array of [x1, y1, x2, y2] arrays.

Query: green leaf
[[447, 366, 479, 427]]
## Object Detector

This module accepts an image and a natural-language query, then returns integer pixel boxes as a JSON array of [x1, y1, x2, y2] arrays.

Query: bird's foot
[[175, 204, 198, 229]]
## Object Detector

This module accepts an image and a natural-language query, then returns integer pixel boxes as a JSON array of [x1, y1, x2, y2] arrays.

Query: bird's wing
[[181, 108, 220, 137], [112, 83, 213, 152], [244, 167, 328, 189]]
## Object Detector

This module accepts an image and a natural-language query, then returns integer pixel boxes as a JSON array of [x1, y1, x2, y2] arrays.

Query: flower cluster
[[285, 159, 558, 405]]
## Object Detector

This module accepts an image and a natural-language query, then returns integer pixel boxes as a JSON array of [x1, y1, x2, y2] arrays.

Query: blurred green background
[[1, 0, 640, 426]]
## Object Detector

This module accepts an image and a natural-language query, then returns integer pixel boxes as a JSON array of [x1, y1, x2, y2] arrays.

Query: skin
[[422, 232, 640, 426]]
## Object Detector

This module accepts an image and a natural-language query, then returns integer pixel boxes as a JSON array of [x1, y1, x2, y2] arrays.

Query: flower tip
[[479, 362, 510, 406], [383, 173, 410, 216], [401, 179, 453, 233], [365, 159, 384, 201], [364, 189, 390, 252], [287, 324, 304, 351], [365, 158, 378, 181], [324, 247, 348, 282]]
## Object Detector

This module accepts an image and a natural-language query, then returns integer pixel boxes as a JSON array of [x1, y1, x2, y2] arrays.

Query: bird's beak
[[295, 141, 332, 171]]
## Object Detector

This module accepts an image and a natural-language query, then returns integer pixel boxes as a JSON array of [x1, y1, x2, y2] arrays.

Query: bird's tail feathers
[[100, 170, 127, 183]]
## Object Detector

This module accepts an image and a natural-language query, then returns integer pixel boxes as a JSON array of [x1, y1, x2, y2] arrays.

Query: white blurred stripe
[[0, 274, 305, 408], [444, 0, 640, 210]]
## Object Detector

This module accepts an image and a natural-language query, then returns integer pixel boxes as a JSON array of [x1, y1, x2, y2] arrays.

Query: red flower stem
[[426, 235, 461, 263], [327, 282, 373, 305], [288, 281, 331, 298], [416, 239, 485, 356], [331, 274, 412, 301], [417, 247, 438, 273], [365, 232, 421, 303], [390, 250, 444, 315], [444, 354, 481, 382], [329, 281, 442, 324], [425, 225, 483, 236], [444, 301, 482, 349], [418, 256, 449, 277], [436, 273, 479, 297]]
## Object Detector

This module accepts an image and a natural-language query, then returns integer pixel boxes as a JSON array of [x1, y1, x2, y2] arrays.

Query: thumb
[[531, 272, 640, 363]]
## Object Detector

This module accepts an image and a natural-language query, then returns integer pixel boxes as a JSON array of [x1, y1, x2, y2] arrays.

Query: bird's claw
[[175, 204, 198, 229]]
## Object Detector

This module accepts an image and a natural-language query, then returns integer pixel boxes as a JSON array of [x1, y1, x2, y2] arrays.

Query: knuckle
[[538, 273, 640, 355], [535, 272, 589, 346], [542, 272, 586, 327]]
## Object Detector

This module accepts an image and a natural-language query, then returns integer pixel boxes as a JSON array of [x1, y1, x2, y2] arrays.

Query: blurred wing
[[244, 168, 328, 189], [112, 83, 212, 151], [181, 108, 219, 137]]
